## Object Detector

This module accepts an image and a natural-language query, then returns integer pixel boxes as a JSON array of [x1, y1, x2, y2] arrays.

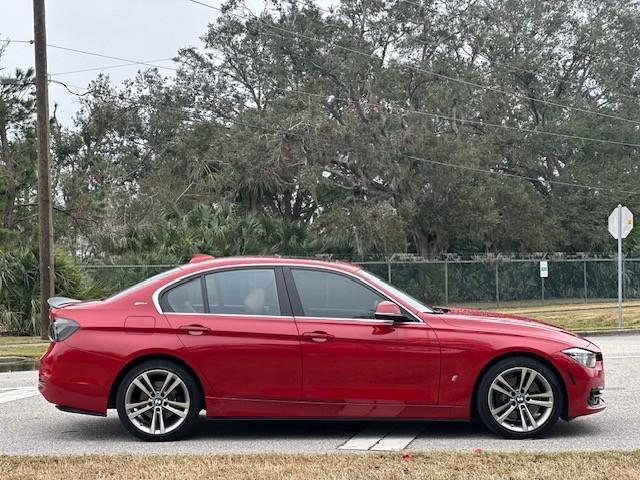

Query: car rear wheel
[[477, 357, 563, 439], [116, 360, 201, 441]]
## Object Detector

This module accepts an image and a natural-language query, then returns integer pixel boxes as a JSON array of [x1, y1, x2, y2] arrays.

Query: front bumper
[[551, 350, 606, 419], [39, 341, 122, 415]]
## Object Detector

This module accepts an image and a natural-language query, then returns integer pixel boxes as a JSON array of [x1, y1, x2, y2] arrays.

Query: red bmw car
[[39, 255, 605, 441]]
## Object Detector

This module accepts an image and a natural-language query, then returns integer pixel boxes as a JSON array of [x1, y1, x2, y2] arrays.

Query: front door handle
[[179, 324, 211, 336], [302, 331, 334, 343]]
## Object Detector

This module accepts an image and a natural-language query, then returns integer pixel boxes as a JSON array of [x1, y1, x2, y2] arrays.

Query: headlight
[[562, 347, 597, 368], [48, 317, 80, 342]]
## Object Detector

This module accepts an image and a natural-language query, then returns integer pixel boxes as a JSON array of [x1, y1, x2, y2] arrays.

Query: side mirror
[[374, 301, 404, 322]]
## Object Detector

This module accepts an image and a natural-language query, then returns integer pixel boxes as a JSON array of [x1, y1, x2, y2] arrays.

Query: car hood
[[431, 307, 593, 348]]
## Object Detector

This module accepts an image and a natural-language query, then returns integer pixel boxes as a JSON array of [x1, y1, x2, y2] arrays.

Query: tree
[[0, 67, 36, 231]]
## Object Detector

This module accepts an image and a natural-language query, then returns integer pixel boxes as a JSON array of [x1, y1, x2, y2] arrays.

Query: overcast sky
[[0, 0, 290, 126]]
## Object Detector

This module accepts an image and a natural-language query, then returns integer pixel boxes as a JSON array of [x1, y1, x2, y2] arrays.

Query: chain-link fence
[[78, 255, 640, 308], [360, 257, 640, 307]]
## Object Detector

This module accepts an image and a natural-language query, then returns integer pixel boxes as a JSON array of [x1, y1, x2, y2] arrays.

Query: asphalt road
[[0, 334, 638, 455]]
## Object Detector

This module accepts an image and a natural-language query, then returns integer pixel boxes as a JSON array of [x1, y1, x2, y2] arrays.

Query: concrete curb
[[573, 328, 640, 337]]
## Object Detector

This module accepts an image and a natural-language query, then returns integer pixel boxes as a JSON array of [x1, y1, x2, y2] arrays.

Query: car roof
[[178, 255, 362, 275]]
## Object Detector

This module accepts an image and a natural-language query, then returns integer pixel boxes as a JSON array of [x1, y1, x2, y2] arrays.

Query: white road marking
[[338, 425, 393, 450], [0, 386, 39, 404], [370, 426, 422, 451], [339, 425, 422, 451]]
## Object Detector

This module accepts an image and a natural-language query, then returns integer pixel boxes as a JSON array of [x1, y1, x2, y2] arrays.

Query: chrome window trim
[[151, 263, 424, 323]]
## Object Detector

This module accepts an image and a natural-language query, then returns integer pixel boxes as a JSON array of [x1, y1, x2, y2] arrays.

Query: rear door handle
[[302, 331, 334, 343], [179, 324, 211, 336]]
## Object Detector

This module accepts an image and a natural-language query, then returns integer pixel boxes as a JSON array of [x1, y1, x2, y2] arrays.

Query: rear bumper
[[39, 341, 122, 415], [551, 351, 606, 418]]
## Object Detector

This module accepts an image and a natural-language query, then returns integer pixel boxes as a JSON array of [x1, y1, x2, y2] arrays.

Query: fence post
[[387, 261, 392, 284], [583, 260, 588, 303], [495, 262, 500, 307], [444, 259, 449, 306]]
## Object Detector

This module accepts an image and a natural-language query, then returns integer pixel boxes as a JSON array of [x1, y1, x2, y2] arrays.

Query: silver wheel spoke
[[527, 399, 553, 408], [519, 406, 528, 432], [166, 400, 189, 409], [491, 375, 515, 397], [522, 404, 537, 429], [132, 379, 153, 398], [140, 373, 156, 395], [150, 408, 157, 433], [159, 373, 174, 395], [496, 404, 517, 423], [164, 378, 183, 396], [164, 404, 188, 418], [125, 400, 149, 410], [490, 402, 511, 416], [129, 404, 153, 420], [522, 369, 537, 394], [518, 368, 528, 391], [158, 409, 166, 434], [527, 392, 552, 398]]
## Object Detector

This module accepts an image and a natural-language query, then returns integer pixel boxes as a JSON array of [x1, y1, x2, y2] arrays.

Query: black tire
[[476, 356, 563, 439], [116, 360, 201, 441]]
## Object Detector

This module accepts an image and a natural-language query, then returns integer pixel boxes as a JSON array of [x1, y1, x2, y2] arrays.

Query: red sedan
[[39, 255, 605, 441]]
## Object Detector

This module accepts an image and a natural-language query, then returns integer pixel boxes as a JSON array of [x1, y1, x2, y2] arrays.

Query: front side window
[[162, 277, 205, 313], [291, 269, 384, 319], [205, 269, 280, 316]]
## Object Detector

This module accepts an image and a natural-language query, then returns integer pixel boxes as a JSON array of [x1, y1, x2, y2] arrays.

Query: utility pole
[[33, 0, 54, 339]]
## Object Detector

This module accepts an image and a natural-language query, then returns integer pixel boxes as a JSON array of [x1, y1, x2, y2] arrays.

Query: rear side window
[[205, 269, 280, 316], [291, 269, 383, 319], [162, 277, 205, 313]]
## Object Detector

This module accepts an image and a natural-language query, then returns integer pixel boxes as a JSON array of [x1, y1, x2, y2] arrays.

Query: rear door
[[160, 267, 301, 400], [284, 267, 439, 405]]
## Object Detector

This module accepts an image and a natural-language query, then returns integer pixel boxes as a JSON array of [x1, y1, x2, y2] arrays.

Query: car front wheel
[[477, 357, 563, 439], [116, 360, 201, 441]]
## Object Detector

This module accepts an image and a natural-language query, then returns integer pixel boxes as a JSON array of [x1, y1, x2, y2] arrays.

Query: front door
[[161, 267, 301, 401], [284, 267, 439, 405]]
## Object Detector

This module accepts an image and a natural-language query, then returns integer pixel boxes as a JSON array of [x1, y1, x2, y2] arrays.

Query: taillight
[[48, 317, 80, 342]]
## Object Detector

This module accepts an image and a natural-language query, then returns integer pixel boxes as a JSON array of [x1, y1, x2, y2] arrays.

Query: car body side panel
[[294, 319, 440, 405], [164, 313, 302, 401]]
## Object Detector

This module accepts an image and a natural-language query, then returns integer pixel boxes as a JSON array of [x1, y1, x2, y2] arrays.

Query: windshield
[[359, 269, 434, 313], [106, 267, 181, 301]]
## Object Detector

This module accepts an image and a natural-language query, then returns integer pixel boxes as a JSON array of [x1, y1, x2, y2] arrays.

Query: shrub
[[0, 247, 104, 335]]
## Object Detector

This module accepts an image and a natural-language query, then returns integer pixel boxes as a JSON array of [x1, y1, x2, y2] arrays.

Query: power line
[[51, 58, 176, 76], [1, 38, 176, 72], [48, 78, 90, 97], [46, 43, 177, 71]]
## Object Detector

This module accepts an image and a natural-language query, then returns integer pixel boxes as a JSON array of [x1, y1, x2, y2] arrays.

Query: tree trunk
[[0, 127, 17, 230]]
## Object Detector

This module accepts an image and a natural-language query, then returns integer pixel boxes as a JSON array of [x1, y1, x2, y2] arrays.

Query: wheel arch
[[470, 351, 569, 420], [107, 353, 205, 410]]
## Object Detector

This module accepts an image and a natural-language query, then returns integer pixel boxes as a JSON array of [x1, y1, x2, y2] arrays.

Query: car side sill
[[56, 405, 107, 417]]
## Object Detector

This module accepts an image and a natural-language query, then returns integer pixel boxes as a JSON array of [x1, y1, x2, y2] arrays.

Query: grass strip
[[1, 452, 639, 480]]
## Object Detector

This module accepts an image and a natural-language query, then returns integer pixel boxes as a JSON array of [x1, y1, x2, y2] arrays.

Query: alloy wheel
[[488, 366, 555, 433], [124, 369, 191, 435]]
